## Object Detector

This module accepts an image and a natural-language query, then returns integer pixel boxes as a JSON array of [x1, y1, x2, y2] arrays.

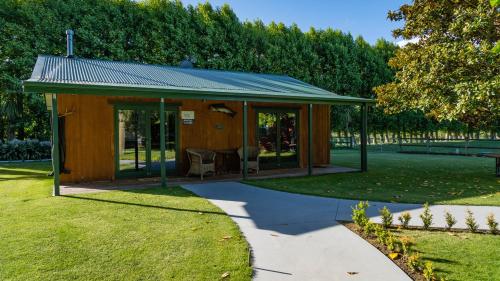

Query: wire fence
[[331, 137, 500, 156]]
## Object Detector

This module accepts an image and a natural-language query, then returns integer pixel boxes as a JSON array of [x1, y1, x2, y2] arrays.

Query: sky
[[181, 0, 410, 45]]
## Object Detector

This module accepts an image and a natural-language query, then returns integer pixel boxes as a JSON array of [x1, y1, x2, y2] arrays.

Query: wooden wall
[[312, 104, 331, 165], [58, 95, 114, 183], [57, 94, 331, 183]]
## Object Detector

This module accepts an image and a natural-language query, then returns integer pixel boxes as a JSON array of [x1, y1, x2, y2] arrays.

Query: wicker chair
[[186, 149, 216, 180], [237, 146, 260, 174]]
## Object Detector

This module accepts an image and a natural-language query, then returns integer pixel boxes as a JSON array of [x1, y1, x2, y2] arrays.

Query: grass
[[245, 150, 500, 206], [0, 162, 252, 281], [396, 230, 500, 281], [120, 148, 176, 161]]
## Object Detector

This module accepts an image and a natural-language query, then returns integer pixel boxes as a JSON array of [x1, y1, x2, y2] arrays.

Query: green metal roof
[[23, 55, 373, 104]]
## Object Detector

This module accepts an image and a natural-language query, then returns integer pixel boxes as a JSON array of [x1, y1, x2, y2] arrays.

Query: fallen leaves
[[219, 235, 232, 242], [221, 271, 230, 279], [447, 232, 469, 239], [347, 271, 359, 275], [388, 252, 399, 260]]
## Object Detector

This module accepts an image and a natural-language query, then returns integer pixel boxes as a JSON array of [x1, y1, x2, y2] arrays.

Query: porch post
[[160, 98, 167, 187], [242, 101, 248, 179], [360, 102, 368, 172], [51, 94, 60, 196], [308, 104, 313, 176]]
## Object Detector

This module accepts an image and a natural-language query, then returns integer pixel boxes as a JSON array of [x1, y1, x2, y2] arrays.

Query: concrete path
[[182, 182, 412, 281]]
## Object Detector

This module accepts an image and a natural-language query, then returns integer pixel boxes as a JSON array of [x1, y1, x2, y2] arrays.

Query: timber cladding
[[58, 94, 330, 183]]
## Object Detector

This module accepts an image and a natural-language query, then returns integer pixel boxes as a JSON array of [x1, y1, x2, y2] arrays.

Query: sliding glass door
[[115, 104, 178, 178], [117, 109, 148, 176], [278, 112, 299, 167], [149, 110, 178, 176], [256, 108, 299, 169]]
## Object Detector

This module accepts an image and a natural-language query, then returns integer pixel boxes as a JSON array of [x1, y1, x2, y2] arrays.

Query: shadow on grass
[[424, 256, 458, 265], [0, 175, 49, 181], [0, 164, 51, 178], [62, 194, 250, 219]]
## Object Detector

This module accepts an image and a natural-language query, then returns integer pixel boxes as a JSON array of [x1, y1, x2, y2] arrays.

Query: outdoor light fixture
[[44, 93, 52, 111], [209, 103, 237, 117]]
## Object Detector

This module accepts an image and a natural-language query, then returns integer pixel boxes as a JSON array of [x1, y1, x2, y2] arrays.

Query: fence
[[398, 138, 500, 156], [330, 137, 354, 149], [331, 137, 500, 156]]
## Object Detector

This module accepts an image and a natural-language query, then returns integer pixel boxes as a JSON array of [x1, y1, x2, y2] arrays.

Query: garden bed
[[343, 222, 500, 281], [344, 200, 500, 281], [342, 222, 423, 281]]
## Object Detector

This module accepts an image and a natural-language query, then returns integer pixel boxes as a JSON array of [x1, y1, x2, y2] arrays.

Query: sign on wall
[[181, 111, 195, 125]]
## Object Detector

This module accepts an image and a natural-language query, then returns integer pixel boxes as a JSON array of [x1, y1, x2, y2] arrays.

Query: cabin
[[23, 32, 372, 196]]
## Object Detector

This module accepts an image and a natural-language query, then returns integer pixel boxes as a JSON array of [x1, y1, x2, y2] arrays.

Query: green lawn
[[396, 230, 500, 281], [120, 148, 176, 161], [245, 150, 500, 206], [0, 163, 251, 281]]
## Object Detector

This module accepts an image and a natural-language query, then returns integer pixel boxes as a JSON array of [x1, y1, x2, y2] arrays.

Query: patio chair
[[186, 148, 216, 180], [237, 146, 260, 174]]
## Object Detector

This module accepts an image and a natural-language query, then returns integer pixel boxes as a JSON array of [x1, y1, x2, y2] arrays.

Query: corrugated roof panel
[[24, 55, 373, 104]]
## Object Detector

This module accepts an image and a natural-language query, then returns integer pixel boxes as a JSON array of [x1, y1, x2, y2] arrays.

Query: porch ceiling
[[23, 55, 373, 105]]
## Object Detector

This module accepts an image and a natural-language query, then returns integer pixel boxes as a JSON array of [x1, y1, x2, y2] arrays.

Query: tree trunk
[[15, 92, 25, 140]]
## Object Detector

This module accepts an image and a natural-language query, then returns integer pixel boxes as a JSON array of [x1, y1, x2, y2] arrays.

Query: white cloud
[[396, 37, 420, 47]]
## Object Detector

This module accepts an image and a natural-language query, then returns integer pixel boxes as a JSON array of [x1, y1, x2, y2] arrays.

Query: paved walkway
[[182, 182, 412, 281]]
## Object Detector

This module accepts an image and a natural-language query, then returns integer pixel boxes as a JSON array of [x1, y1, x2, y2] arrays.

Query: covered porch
[[23, 55, 372, 196], [60, 165, 358, 195]]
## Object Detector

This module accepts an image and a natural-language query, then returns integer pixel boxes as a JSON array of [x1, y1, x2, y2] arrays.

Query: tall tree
[[374, 0, 500, 128]]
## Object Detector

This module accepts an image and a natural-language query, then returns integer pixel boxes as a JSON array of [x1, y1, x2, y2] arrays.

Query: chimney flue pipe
[[66, 29, 74, 58]]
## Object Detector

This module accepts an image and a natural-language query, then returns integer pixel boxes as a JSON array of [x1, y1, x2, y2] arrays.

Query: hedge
[[0, 139, 51, 161]]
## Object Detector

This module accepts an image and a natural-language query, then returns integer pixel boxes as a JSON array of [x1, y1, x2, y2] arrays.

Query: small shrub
[[486, 213, 498, 234], [420, 202, 433, 230], [398, 212, 411, 229], [352, 201, 369, 228], [465, 209, 478, 233], [407, 252, 422, 272], [380, 206, 393, 228], [363, 220, 376, 236], [444, 211, 457, 231], [399, 236, 414, 256], [423, 261, 436, 281], [385, 230, 397, 251], [375, 224, 388, 245]]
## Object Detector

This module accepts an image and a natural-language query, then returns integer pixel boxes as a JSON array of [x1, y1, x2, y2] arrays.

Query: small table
[[215, 149, 237, 174], [481, 153, 500, 177]]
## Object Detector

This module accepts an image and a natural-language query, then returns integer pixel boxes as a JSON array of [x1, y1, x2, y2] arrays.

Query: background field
[[247, 149, 500, 206]]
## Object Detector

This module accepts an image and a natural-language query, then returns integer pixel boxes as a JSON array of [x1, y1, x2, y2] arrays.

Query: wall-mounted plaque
[[181, 111, 195, 125], [181, 111, 195, 120]]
